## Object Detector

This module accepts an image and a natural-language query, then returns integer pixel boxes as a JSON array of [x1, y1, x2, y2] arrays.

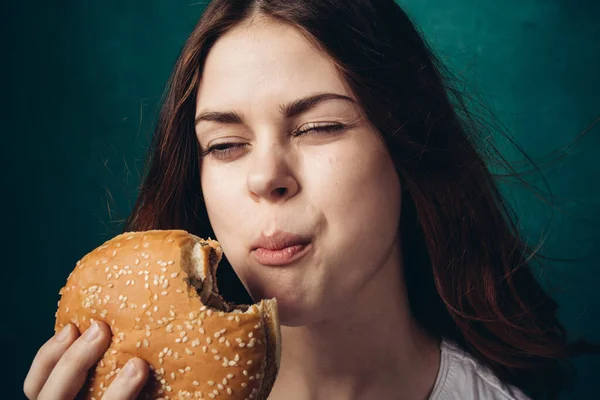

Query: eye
[[199, 142, 247, 160], [293, 123, 346, 137], [199, 123, 346, 161]]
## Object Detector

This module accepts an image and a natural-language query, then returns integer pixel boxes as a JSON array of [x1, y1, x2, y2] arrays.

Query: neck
[[267, 242, 441, 400]]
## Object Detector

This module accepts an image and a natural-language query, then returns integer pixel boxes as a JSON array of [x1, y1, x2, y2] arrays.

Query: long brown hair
[[122, 0, 599, 398]]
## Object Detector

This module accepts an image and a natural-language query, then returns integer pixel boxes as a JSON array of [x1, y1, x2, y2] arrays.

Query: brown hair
[[122, 0, 599, 398]]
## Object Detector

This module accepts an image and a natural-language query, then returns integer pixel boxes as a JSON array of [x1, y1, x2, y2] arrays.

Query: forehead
[[196, 20, 351, 111]]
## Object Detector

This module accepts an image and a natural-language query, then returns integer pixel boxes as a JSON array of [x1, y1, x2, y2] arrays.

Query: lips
[[250, 231, 313, 266], [250, 231, 312, 251]]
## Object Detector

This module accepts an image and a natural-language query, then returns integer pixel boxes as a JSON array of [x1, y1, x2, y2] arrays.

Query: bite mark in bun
[[55, 230, 281, 400]]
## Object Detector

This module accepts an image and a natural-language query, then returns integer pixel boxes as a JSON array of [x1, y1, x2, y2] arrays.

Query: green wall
[[4, 1, 598, 398]]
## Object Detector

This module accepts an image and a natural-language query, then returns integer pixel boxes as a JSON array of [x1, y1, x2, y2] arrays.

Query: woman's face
[[195, 19, 402, 326]]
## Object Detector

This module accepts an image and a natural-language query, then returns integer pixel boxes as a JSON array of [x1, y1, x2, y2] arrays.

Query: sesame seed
[[226, 388, 232, 395], [241, 383, 248, 388], [208, 381, 214, 386], [214, 355, 221, 361], [185, 348, 194, 355], [193, 381, 199, 386], [217, 384, 224, 390]]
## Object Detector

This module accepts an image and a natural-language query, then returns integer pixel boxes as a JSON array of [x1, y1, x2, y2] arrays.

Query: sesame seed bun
[[55, 229, 281, 400]]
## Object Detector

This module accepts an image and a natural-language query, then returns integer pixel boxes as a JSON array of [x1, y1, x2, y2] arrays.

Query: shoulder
[[429, 340, 531, 400]]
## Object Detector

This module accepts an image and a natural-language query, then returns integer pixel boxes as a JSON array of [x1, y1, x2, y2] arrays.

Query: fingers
[[36, 321, 112, 400], [102, 358, 150, 400], [24, 323, 79, 399]]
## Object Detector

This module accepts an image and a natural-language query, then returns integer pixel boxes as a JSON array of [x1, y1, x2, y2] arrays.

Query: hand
[[24, 321, 150, 400]]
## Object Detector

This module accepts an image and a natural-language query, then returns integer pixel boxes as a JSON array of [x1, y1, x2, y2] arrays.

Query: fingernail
[[83, 322, 100, 342], [55, 324, 71, 342], [122, 360, 139, 378]]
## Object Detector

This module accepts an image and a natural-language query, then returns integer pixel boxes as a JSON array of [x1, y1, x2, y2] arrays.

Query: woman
[[23, 0, 597, 399]]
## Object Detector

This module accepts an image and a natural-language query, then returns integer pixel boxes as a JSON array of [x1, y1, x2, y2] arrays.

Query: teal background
[[4, 0, 598, 397]]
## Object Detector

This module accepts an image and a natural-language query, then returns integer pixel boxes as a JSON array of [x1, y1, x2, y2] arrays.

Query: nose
[[247, 145, 299, 203]]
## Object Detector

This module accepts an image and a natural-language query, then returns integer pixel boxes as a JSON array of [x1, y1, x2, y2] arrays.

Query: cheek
[[308, 136, 402, 274], [200, 168, 247, 242], [310, 140, 401, 235]]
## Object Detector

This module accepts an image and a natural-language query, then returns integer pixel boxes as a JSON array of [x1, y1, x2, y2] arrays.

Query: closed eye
[[293, 123, 346, 137], [199, 123, 346, 160]]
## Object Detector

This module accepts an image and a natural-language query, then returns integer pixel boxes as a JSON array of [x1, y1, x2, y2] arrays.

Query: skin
[[23, 321, 149, 400], [23, 16, 440, 400], [196, 17, 441, 400]]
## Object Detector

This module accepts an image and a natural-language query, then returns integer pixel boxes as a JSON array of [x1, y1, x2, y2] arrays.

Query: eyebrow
[[194, 92, 355, 127]]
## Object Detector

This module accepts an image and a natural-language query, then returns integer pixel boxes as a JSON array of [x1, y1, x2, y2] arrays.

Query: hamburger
[[54, 229, 281, 400]]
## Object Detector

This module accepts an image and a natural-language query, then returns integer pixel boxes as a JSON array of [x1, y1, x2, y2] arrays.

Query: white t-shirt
[[429, 340, 531, 400]]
